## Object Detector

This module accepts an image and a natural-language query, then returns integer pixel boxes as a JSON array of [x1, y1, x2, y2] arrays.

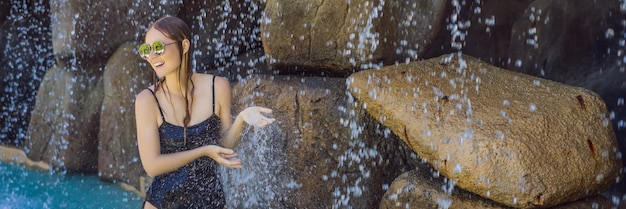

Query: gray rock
[[27, 64, 103, 172], [49, 0, 180, 71], [180, 0, 265, 76]]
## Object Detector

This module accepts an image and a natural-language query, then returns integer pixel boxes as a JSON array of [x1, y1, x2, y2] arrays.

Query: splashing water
[[222, 123, 295, 208]]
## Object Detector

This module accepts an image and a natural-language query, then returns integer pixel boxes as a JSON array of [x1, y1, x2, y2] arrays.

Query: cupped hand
[[205, 145, 242, 168], [240, 106, 276, 128]]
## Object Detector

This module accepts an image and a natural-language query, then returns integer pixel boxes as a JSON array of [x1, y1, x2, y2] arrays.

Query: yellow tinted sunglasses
[[138, 41, 177, 59]]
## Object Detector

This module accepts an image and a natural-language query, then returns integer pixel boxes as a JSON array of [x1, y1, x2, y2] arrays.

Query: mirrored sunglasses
[[138, 41, 177, 59]]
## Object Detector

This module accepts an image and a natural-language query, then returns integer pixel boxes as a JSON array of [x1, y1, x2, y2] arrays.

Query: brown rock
[[27, 64, 104, 172], [381, 169, 617, 209], [381, 169, 511, 209], [223, 75, 416, 208], [261, 0, 446, 75], [98, 42, 152, 188], [348, 54, 623, 208]]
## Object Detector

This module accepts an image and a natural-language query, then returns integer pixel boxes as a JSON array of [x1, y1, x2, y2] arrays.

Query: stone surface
[[423, 0, 533, 68], [180, 0, 266, 77], [0, 146, 50, 170], [506, 0, 626, 196], [212, 47, 272, 82], [0, 1, 9, 23], [0, 10, 53, 147], [381, 169, 617, 209], [0, 0, 621, 207], [27, 64, 104, 172], [348, 54, 623, 208], [49, 0, 180, 71], [261, 0, 446, 75], [222, 75, 417, 208], [98, 42, 153, 188]]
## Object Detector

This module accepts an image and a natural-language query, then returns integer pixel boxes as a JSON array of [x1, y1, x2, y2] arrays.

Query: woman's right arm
[[135, 90, 241, 177]]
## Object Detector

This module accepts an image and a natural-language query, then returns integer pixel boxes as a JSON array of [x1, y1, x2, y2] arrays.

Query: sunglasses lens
[[153, 41, 165, 55], [138, 43, 151, 59]]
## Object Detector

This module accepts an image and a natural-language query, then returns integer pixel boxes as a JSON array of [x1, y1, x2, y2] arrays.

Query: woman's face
[[143, 28, 181, 78]]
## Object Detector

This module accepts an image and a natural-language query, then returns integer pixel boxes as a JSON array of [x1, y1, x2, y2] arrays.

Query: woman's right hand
[[239, 106, 276, 128], [204, 145, 242, 168]]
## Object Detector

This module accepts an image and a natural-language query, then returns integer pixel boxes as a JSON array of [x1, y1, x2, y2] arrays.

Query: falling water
[[1, 0, 626, 208], [221, 123, 295, 208], [332, 93, 377, 208]]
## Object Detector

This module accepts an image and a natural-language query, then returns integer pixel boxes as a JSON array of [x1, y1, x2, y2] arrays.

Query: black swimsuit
[[145, 76, 225, 209]]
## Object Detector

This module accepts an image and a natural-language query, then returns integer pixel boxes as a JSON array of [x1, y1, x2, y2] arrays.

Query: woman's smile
[[153, 61, 165, 68]]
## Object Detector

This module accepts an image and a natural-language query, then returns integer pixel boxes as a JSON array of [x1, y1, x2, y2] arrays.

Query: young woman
[[134, 16, 275, 209]]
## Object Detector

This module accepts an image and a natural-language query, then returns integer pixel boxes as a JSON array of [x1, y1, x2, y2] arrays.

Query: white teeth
[[154, 62, 164, 67]]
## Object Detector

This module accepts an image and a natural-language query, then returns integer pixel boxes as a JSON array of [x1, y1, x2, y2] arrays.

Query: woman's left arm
[[215, 76, 275, 149]]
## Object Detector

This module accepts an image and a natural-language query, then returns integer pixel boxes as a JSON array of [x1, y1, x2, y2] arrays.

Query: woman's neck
[[162, 73, 192, 96]]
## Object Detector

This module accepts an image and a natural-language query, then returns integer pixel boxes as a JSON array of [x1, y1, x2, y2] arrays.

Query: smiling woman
[[134, 16, 276, 209]]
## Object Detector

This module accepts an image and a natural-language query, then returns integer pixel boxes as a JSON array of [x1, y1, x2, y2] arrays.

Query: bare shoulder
[[134, 88, 157, 108], [213, 75, 231, 90], [134, 88, 160, 125], [194, 73, 231, 90]]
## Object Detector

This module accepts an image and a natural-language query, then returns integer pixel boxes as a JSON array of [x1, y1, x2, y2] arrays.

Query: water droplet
[[529, 103, 537, 112]]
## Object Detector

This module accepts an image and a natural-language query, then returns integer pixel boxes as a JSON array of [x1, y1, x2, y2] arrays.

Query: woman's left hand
[[240, 106, 276, 128]]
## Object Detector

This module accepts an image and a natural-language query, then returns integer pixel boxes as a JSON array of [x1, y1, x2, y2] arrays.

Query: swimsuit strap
[[212, 75, 216, 114], [146, 88, 166, 122]]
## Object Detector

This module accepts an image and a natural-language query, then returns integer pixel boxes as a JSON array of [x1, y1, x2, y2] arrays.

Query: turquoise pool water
[[0, 162, 143, 209]]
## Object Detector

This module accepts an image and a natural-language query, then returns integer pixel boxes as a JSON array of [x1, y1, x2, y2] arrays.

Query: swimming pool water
[[0, 162, 143, 209]]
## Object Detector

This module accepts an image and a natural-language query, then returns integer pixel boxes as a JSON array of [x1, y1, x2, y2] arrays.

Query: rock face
[[180, 0, 266, 76], [348, 54, 623, 208], [380, 169, 617, 209], [27, 64, 104, 172], [49, 0, 180, 70], [506, 1, 626, 194], [0, 0, 623, 207], [222, 75, 417, 208], [261, 0, 446, 75], [98, 42, 153, 187]]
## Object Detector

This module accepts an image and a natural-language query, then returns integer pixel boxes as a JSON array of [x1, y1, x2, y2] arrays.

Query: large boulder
[[27, 64, 104, 172], [98, 42, 152, 189], [380, 169, 616, 209], [222, 75, 416, 208], [348, 54, 623, 208], [261, 0, 446, 76]]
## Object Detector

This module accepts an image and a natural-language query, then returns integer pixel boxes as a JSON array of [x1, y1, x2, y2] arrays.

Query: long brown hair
[[150, 16, 194, 144]]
